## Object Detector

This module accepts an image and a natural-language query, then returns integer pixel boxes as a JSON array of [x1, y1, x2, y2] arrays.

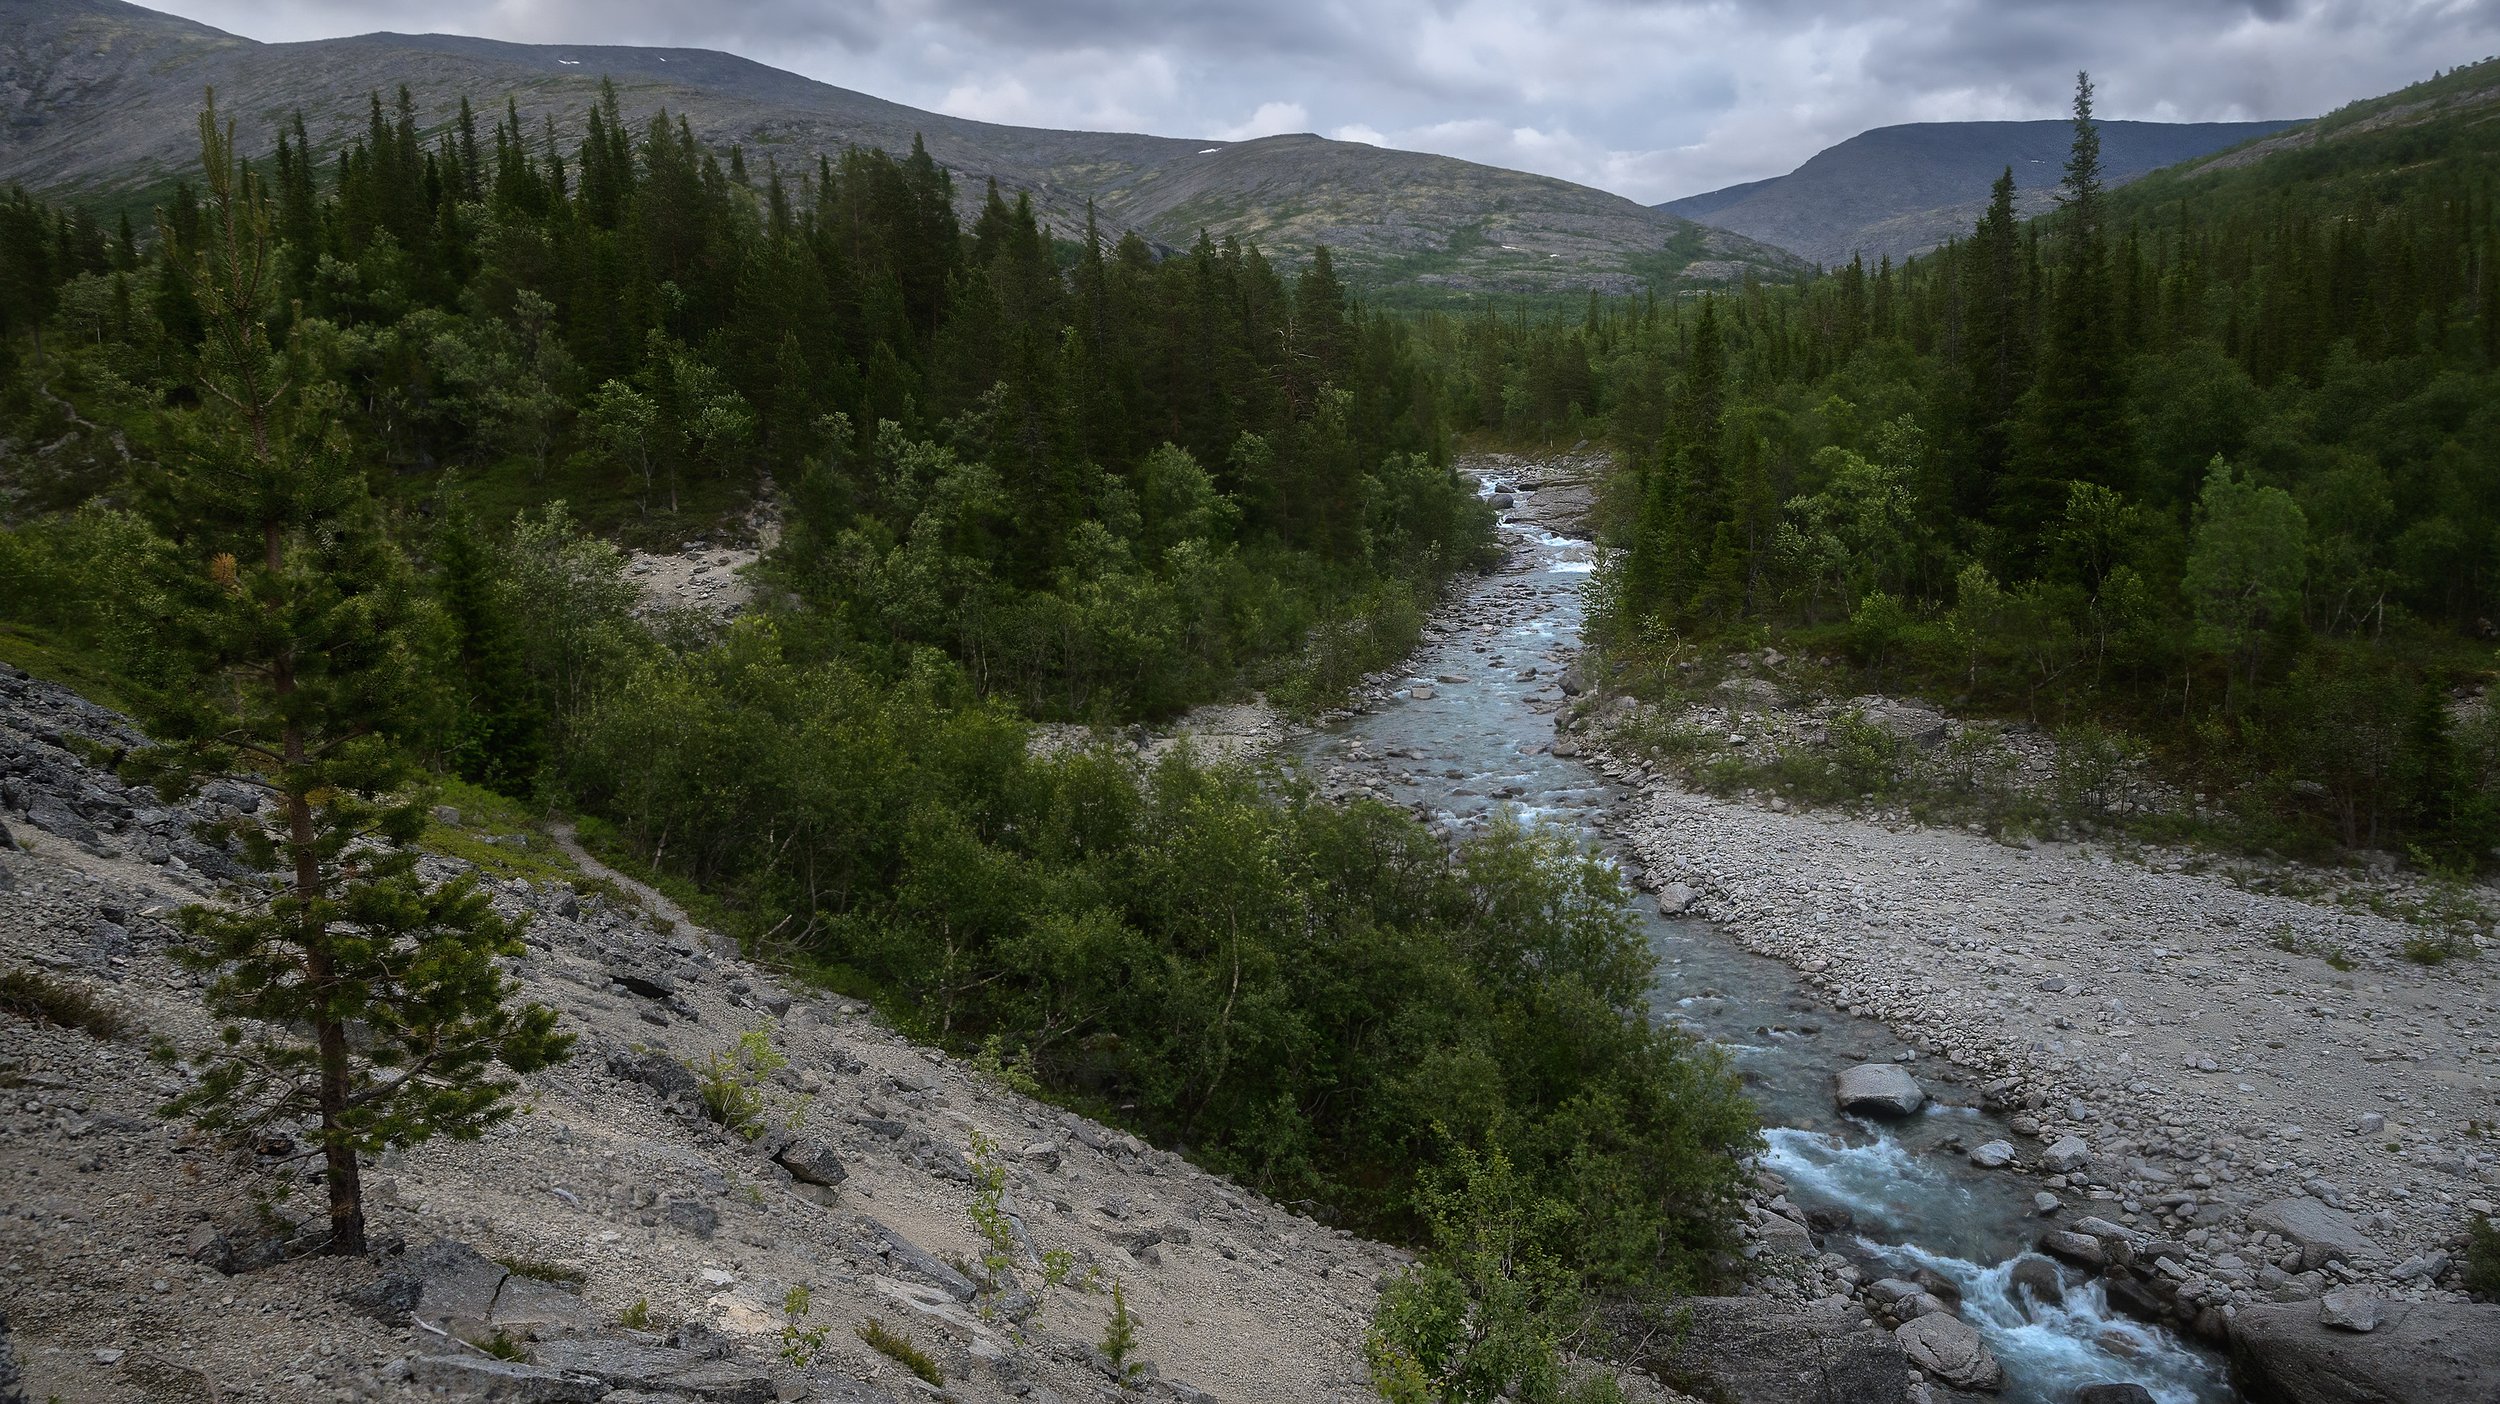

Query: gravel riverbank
[[1589, 725, 2500, 1323]]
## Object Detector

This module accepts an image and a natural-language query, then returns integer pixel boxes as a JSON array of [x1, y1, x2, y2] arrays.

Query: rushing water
[[1281, 472, 2232, 1404]]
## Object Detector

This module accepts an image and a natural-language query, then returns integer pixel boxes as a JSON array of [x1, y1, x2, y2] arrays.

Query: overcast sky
[[144, 0, 2500, 202]]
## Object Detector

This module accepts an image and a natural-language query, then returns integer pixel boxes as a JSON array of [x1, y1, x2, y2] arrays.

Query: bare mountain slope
[[1659, 118, 2297, 267], [0, 0, 1803, 298]]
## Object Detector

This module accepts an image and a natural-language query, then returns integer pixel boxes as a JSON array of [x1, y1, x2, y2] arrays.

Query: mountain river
[[1281, 467, 2234, 1404]]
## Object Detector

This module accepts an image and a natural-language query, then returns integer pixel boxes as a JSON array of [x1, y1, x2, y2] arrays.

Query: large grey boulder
[[865, 1218, 978, 1302], [344, 1240, 598, 1345], [2041, 1135, 2092, 1174], [1835, 1063, 1928, 1117], [1626, 1297, 1912, 1404], [528, 1339, 774, 1403], [1752, 1210, 1817, 1259], [1895, 1311, 2004, 1391], [773, 1136, 847, 1187], [2247, 1197, 2374, 1271], [2229, 1298, 2500, 1404], [407, 1355, 606, 1402]]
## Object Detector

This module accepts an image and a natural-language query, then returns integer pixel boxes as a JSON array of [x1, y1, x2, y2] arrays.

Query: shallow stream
[[1281, 472, 2232, 1404]]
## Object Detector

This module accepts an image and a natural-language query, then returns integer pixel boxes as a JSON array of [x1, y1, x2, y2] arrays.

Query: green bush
[[2465, 1215, 2500, 1300], [569, 640, 1758, 1299]]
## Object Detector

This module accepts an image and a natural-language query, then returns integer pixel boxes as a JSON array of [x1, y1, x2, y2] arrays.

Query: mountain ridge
[[1659, 117, 2299, 266], [0, 0, 1805, 300]]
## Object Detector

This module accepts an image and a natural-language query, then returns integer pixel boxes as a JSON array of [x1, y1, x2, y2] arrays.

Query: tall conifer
[[134, 97, 570, 1256]]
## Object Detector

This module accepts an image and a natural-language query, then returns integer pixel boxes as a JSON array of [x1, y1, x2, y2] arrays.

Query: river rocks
[[2008, 1256, 2065, 1312], [1849, 697, 1951, 749], [1894, 1311, 2004, 1391], [2247, 1197, 2373, 1271], [1834, 1062, 1927, 1117], [1967, 1139, 2015, 1169], [2229, 1299, 2500, 1404], [1656, 881, 1698, 915], [2073, 1387, 2156, 1404], [2040, 1231, 2107, 1270], [1630, 1297, 1911, 1404], [2039, 1135, 2091, 1174], [1751, 1210, 1816, 1259], [2316, 1287, 2380, 1333]]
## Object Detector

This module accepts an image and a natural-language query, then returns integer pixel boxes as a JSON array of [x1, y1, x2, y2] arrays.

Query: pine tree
[[433, 507, 545, 795], [133, 98, 570, 1256], [2009, 71, 2129, 558], [1960, 167, 2029, 517]]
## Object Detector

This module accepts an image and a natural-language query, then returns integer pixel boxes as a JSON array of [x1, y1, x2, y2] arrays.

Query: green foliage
[[1100, 1279, 1140, 1382], [1416, 60, 2500, 871], [0, 968, 124, 1039], [1366, 1146, 1619, 1404], [134, 100, 570, 1257], [617, 1297, 652, 1330], [857, 1319, 943, 1387], [569, 637, 1757, 1293], [479, 1330, 526, 1362], [492, 1255, 587, 1286], [2465, 1215, 2500, 1301], [779, 1285, 832, 1368], [687, 1028, 791, 1140]]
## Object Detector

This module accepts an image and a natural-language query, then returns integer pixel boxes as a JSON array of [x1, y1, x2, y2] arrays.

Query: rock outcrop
[[2228, 1298, 2500, 1404]]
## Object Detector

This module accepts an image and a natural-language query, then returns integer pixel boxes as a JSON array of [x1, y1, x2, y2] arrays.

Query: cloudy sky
[[144, 0, 2500, 202]]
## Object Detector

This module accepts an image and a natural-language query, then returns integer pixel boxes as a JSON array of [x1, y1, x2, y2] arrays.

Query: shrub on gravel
[[857, 1318, 943, 1386], [0, 968, 123, 1039]]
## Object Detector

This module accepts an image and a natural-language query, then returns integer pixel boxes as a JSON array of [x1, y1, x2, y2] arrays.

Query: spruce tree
[[2009, 71, 2128, 557], [134, 98, 570, 1256]]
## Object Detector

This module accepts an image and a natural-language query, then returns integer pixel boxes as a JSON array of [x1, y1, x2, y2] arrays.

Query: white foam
[[1862, 1240, 2223, 1404]]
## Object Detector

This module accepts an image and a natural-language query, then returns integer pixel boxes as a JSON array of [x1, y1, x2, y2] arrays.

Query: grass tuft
[[492, 1254, 587, 1286], [0, 968, 124, 1038], [857, 1318, 943, 1386]]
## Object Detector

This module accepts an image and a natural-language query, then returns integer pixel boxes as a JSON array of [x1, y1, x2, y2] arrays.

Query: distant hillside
[[1659, 118, 2298, 266], [0, 0, 1805, 300], [2106, 57, 2500, 220]]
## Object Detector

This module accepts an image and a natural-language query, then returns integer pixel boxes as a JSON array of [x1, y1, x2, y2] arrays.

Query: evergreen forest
[[0, 85, 1754, 1313], [1443, 66, 2500, 871]]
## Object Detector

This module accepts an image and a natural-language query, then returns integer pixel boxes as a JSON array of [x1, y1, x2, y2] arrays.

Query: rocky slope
[[0, 662, 1416, 1404], [0, 0, 1803, 299], [1658, 119, 2295, 267]]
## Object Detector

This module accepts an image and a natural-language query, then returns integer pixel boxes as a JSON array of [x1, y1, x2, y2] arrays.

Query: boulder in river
[[2229, 1298, 2500, 1404], [1895, 1310, 2004, 1391], [2008, 1255, 2065, 1313], [2074, 1387, 2156, 1404], [1834, 1062, 1927, 1117]]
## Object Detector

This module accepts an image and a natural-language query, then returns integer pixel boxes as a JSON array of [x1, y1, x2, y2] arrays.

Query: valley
[[4, 6, 2500, 1403]]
